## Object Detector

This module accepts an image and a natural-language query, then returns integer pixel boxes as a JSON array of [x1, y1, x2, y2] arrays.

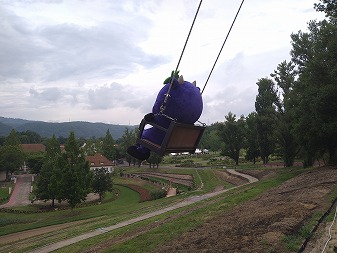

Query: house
[[85, 153, 114, 173], [20, 144, 46, 153]]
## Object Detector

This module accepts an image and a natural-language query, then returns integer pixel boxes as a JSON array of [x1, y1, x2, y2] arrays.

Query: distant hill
[[0, 117, 137, 139]]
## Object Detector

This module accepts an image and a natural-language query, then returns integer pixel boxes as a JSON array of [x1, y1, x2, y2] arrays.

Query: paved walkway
[[0, 174, 32, 208], [28, 169, 258, 253]]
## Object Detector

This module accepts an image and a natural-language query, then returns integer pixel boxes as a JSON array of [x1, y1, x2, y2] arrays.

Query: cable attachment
[[160, 93, 170, 113]]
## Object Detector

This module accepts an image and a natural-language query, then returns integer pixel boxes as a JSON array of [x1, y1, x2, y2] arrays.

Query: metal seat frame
[[136, 119, 206, 156]]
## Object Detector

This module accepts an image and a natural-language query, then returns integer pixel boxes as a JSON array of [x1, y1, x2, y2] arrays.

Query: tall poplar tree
[[255, 78, 278, 164], [290, 1, 337, 165], [62, 131, 93, 209]]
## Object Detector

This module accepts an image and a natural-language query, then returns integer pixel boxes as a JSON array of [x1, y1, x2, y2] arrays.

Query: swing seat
[[136, 118, 206, 156]]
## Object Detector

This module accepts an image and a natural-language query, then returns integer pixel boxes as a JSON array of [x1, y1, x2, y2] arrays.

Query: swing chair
[[136, 0, 245, 156]]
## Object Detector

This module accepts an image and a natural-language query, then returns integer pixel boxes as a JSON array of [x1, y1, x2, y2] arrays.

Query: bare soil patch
[[213, 170, 249, 186], [134, 172, 194, 187], [154, 166, 337, 253]]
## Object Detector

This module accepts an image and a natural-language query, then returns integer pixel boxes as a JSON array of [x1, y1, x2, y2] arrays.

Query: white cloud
[[0, 0, 326, 125]]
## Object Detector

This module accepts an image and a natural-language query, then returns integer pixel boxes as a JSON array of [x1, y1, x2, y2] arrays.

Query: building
[[85, 153, 114, 173], [20, 144, 46, 153]]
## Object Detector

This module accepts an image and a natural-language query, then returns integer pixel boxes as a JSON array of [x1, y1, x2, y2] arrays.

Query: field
[[0, 164, 336, 253]]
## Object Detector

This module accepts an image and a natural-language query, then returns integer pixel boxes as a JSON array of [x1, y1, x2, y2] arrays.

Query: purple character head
[[127, 75, 203, 160]]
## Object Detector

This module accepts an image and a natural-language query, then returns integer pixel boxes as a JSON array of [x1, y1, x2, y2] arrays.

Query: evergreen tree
[[245, 112, 260, 164], [255, 78, 278, 164], [0, 130, 24, 179], [218, 112, 246, 165], [35, 135, 62, 207], [271, 61, 299, 167], [290, 7, 337, 165], [102, 129, 116, 163], [62, 131, 93, 209]]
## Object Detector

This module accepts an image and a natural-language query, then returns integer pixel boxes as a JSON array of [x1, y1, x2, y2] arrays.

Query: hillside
[[0, 117, 137, 139]]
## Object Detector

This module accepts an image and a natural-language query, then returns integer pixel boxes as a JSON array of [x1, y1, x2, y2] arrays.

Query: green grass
[[0, 182, 12, 204], [55, 168, 303, 253], [0, 166, 309, 253]]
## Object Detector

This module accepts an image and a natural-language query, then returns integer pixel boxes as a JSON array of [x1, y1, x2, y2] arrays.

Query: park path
[[27, 169, 258, 253], [0, 174, 32, 208]]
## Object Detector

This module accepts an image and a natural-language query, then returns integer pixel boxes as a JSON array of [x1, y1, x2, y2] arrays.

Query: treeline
[[200, 1, 337, 167], [0, 129, 117, 208]]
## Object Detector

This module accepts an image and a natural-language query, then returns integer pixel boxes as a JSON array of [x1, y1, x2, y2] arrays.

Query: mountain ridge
[[0, 116, 137, 139]]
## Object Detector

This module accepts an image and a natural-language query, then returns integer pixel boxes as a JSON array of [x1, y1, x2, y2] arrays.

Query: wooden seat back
[[136, 119, 206, 156]]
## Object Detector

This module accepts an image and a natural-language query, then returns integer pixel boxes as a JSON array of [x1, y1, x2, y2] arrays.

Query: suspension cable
[[201, 0, 245, 95], [160, 0, 203, 114]]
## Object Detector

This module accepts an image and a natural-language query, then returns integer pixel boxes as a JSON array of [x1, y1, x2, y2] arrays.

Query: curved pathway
[[0, 174, 32, 208], [28, 169, 258, 253]]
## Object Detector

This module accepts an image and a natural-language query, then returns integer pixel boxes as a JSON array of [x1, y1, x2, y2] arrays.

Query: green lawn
[[0, 165, 312, 253]]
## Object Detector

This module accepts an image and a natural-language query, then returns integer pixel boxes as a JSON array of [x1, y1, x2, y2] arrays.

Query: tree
[[4, 129, 20, 146], [290, 10, 337, 165], [0, 130, 24, 179], [18, 130, 41, 144], [271, 61, 299, 167], [92, 167, 113, 201], [147, 152, 163, 168], [34, 135, 62, 207], [102, 129, 116, 163], [199, 123, 222, 152], [314, 0, 337, 22], [120, 128, 138, 165], [0, 145, 25, 180], [218, 112, 246, 165], [61, 131, 93, 209], [26, 152, 45, 174], [245, 112, 260, 164], [255, 78, 278, 164]]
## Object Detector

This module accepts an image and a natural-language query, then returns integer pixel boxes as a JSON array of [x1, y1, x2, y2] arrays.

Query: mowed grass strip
[[54, 169, 303, 253]]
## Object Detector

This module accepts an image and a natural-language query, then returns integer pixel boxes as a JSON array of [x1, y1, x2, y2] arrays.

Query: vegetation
[[0, 2, 336, 252], [92, 168, 113, 201]]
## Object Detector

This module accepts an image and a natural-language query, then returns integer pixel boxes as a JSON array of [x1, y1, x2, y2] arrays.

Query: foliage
[[92, 167, 113, 201], [199, 122, 222, 151], [102, 129, 116, 162], [18, 130, 42, 144], [290, 14, 337, 165], [147, 152, 163, 168], [4, 129, 20, 146], [26, 152, 45, 175], [218, 112, 246, 165], [120, 128, 138, 165], [244, 112, 260, 163], [270, 61, 299, 167], [62, 131, 93, 209], [255, 78, 278, 164], [34, 135, 62, 207], [0, 134, 25, 179]]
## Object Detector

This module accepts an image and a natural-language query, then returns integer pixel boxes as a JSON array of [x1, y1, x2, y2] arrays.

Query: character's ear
[[192, 80, 196, 86], [178, 75, 184, 84]]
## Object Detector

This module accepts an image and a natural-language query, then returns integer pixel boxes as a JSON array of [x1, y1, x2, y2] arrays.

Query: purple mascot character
[[127, 74, 203, 161]]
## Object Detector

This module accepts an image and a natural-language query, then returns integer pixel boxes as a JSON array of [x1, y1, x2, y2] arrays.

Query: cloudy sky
[[0, 0, 325, 125]]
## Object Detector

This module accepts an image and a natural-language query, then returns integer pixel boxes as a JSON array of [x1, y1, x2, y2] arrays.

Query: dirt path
[[26, 169, 257, 253], [0, 174, 32, 208]]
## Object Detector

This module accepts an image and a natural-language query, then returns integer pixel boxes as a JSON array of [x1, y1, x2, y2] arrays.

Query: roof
[[20, 144, 46, 153], [85, 153, 114, 167]]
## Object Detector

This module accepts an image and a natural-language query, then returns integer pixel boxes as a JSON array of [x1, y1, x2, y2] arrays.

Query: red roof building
[[20, 144, 46, 153], [85, 153, 114, 172]]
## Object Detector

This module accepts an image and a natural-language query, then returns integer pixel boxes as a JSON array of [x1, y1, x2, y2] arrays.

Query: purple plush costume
[[127, 75, 203, 160]]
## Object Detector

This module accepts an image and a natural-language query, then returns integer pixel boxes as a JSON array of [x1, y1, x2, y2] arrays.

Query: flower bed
[[121, 184, 152, 202]]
